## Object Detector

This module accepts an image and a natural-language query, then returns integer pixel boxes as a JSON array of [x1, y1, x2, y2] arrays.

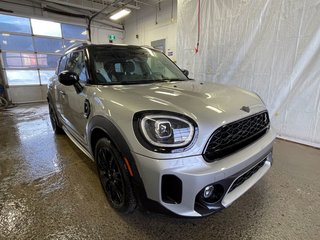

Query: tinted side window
[[58, 55, 68, 74], [65, 51, 88, 82]]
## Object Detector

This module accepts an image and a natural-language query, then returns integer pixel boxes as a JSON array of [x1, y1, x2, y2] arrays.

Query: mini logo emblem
[[240, 106, 250, 113]]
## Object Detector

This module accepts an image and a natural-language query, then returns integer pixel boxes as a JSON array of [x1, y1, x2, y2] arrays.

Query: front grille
[[229, 158, 267, 193], [204, 111, 269, 161]]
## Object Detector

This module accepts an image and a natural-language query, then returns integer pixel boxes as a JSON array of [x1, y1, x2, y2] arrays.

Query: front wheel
[[95, 138, 136, 213]]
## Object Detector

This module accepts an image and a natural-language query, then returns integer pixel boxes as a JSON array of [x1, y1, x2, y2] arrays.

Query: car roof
[[64, 43, 158, 55]]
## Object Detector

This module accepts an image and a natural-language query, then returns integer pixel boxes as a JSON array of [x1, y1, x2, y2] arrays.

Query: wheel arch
[[88, 115, 151, 207], [88, 115, 175, 214], [87, 115, 133, 160], [47, 92, 63, 130], [47, 92, 53, 103]]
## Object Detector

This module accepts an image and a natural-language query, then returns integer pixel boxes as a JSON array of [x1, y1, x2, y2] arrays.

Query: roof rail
[[141, 45, 155, 49], [64, 42, 90, 53]]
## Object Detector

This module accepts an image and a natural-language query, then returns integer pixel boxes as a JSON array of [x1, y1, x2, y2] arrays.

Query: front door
[[61, 50, 90, 144], [55, 55, 68, 120]]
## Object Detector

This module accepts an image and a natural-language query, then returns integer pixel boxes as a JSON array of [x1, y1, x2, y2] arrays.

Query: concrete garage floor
[[0, 103, 319, 240]]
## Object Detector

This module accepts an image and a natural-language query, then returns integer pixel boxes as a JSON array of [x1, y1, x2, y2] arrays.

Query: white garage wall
[[124, 0, 177, 61], [91, 24, 124, 44], [177, 0, 320, 148]]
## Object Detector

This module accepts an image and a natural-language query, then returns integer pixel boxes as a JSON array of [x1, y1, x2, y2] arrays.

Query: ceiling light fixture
[[109, 8, 131, 21]]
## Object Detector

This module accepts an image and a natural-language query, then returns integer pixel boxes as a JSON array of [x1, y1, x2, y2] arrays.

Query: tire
[[0, 96, 8, 110], [95, 138, 136, 213], [48, 103, 64, 134]]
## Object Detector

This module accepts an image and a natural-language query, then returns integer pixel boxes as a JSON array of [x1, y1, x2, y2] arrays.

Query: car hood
[[94, 80, 265, 124], [91, 80, 267, 158]]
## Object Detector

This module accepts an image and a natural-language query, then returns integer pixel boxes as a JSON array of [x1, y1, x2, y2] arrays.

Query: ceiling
[[0, 0, 171, 30]]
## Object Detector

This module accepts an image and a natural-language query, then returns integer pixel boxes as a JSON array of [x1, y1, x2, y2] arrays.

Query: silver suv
[[47, 44, 275, 217]]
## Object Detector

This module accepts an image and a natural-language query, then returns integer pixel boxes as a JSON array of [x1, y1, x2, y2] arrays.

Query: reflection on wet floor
[[3, 107, 61, 182], [0, 104, 98, 239], [0, 103, 320, 240]]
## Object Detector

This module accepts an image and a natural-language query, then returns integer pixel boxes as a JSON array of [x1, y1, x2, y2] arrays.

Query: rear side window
[[58, 55, 68, 74]]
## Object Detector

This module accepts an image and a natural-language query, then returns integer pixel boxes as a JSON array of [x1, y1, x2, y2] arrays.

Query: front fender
[[87, 115, 155, 209]]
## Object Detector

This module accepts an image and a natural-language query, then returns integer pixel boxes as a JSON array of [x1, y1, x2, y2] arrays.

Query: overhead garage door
[[0, 13, 88, 103]]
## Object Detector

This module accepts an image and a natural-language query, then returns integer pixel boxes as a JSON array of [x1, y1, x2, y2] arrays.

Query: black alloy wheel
[[95, 138, 136, 213]]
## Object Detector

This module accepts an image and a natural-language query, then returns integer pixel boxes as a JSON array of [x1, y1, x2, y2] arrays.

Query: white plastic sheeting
[[177, 0, 320, 148]]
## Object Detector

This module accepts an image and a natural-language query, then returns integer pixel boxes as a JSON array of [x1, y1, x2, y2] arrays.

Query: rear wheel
[[0, 96, 8, 110], [95, 138, 136, 213], [48, 103, 64, 134]]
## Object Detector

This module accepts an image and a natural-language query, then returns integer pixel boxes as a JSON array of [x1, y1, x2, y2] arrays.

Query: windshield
[[91, 46, 188, 85]]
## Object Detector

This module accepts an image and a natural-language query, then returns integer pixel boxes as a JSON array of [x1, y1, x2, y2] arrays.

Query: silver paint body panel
[[48, 51, 275, 217]]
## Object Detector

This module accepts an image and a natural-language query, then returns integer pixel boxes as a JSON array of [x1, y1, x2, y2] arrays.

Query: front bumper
[[132, 128, 276, 217]]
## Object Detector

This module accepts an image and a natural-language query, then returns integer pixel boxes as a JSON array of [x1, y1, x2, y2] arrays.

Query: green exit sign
[[108, 34, 116, 41]]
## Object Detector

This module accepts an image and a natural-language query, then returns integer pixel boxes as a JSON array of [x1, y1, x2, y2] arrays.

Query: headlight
[[133, 112, 197, 152]]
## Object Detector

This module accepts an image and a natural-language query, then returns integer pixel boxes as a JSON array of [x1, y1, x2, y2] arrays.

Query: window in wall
[[37, 54, 60, 68], [114, 63, 123, 73], [0, 34, 34, 51], [0, 14, 31, 34], [62, 24, 87, 40], [63, 40, 86, 49], [39, 70, 55, 84], [31, 19, 62, 37], [0, 13, 89, 87], [66, 51, 87, 82], [58, 55, 68, 74], [34, 37, 63, 53], [3, 52, 37, 68], [6, 70, 39, 85]]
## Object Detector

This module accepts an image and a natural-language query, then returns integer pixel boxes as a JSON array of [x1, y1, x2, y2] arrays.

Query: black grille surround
[[204, 111, 270, 162]]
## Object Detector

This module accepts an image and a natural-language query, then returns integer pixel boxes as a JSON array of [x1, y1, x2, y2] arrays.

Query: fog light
[[203, 185, 214, 198]]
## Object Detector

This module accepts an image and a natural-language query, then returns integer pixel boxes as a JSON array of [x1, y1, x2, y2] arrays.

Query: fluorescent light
[[155, 91, 180, 96], [110, 100, 124, 107], [206, 106, 224, 113], [205, 93, 212, 99], [110, 8, 131, 20], [149, 99, 168, 106]]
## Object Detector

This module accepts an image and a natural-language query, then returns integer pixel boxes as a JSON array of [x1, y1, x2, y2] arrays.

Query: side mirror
[[182, 69, 189, 77], [58, 71, 79, 86]]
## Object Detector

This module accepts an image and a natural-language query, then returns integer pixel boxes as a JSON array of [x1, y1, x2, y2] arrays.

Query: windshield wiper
[[116, 79, 167, 85], [161, 78, 191, 82], [99, 79, 186, 85]]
